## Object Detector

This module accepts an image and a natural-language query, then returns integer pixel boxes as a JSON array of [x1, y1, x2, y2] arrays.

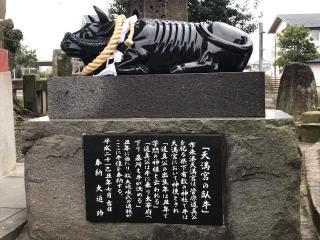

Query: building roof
[[268, 13, 320, 33], [306, 57, 320, 64]]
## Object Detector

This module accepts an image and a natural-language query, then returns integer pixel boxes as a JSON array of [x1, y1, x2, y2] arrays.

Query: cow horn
[[93, 5, 112, 24]]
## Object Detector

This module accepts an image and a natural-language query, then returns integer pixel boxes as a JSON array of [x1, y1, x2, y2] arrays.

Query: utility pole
[[259, 22, 264, 72], [274, 35, 277, 80]]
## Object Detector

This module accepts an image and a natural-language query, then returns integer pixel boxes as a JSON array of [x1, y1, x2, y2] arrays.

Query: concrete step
[[299, 123, 320, 143], [265, 98, 276, 109], [301, 111, 320, 124], [301, 185, 320, 240], [0, 209, 27, 240], [0, 163, 27, 240], [300, 143, 320, 238]]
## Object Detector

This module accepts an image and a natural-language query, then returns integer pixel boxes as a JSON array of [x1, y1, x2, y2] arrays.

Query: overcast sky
[[6, 0, 320, 63]]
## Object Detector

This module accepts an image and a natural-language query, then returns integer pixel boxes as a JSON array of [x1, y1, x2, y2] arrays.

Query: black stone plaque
[[83, 134, 223, 225]]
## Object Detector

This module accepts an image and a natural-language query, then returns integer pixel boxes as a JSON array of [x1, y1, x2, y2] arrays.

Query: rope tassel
[[124, 19, 136, 47]]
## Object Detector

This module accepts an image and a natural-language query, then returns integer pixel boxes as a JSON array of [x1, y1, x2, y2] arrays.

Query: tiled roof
[[306, 57, 320, 64], [268, 13, 320, 33]]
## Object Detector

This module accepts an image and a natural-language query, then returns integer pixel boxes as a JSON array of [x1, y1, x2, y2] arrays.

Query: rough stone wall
[[22, 115, 301, 240]]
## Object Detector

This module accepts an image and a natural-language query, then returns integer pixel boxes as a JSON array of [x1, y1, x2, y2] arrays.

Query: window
[[311, 30, 320, 41]]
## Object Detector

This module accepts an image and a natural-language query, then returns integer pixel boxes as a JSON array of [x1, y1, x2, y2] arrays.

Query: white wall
[[309, 63, 320, 86], [266, 21, 289, 79], [271, 22, 320, 80], [310, 29, 320, 49], [276, 21, 288, 34], [0, 71, 16, 176]]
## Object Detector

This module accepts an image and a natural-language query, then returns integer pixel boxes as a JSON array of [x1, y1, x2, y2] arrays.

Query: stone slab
[[0, 209, 27, 240], [301, 111, 320, 124], [0, 208, 22, 223], [22, 110, 301, 240], [300, 143, 320, 234], [0, 72, 16, 177], [48, 72, 265, 119], [299, 153, 320, 240], [0, 177, 26, 209]]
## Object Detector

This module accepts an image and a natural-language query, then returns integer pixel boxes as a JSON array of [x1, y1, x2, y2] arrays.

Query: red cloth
[[0, 49, 9, 72]]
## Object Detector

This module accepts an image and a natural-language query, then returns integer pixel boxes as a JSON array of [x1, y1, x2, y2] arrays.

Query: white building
[[268, 13, 320, 86]]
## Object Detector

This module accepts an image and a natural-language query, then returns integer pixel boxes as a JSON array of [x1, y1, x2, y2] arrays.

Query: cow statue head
[[60, 6, 115, 65]]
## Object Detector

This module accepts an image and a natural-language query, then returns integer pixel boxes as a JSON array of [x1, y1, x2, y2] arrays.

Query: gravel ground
[[15, 124, 25, 162], [13, 102, 36, 162]]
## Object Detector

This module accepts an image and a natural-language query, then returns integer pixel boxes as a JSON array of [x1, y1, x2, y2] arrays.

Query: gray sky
[[6, 0, 320, 62], [7, 0, 109, 60], [251, 0, 320, 63]]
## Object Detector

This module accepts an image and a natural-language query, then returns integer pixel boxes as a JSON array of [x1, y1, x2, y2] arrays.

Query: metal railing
[[265, 78, 280, 91]]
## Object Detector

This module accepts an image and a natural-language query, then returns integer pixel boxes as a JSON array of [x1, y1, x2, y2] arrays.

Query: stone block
[[300, 143, 320, 234], [301, 111, 320, 123], [48, 72, 265, 119], [0, 71, 16, 176], [22, 110, 301, 240], [299, 123, 320, 143], [298, 111, 320, 143]]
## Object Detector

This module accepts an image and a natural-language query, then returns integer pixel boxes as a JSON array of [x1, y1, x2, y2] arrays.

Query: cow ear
[[93, 5, 112, 24]]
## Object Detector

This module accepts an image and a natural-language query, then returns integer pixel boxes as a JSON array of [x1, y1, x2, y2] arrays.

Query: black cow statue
[[61, 6, 253, 75]]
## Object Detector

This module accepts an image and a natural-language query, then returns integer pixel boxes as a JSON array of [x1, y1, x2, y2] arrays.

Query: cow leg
[[170, 53, 218, 73], [116, 48, 150, 74], [117, 64, 149, 74], [170, 61, 218, 73]]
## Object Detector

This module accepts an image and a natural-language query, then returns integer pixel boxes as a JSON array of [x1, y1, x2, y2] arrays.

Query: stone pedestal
[[22, 110, 301, 240], [48, 73, 265, 119], [0, 71, 16, 176]]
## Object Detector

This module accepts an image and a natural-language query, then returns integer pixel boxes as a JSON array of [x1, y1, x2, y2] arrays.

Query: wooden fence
[[12, 74, 48, 115]]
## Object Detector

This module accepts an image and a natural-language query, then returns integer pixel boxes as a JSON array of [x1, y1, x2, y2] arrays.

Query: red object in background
[[0, 49, 9, 72]]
